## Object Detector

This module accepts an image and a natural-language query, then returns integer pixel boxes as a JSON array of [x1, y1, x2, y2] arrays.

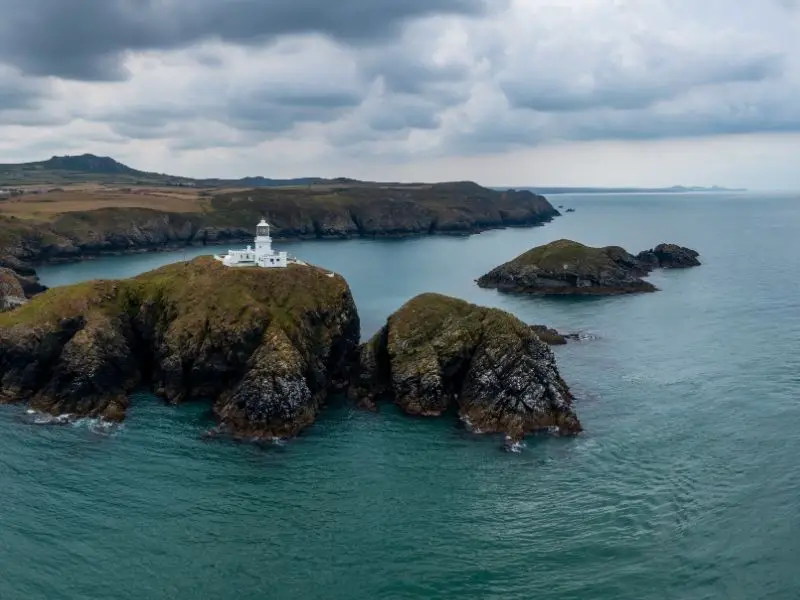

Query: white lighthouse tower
[[215, 219, 289, 268]]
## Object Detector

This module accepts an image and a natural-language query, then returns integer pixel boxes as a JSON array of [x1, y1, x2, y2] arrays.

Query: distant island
[[503, 185, 747, 195]]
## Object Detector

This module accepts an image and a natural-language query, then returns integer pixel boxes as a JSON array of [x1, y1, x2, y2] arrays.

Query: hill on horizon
[[0, 153, 324, 188], [0, 153, 746, 193]]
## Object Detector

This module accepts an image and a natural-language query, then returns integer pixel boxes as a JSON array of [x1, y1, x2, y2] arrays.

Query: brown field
[[0, 185, 217, 220]]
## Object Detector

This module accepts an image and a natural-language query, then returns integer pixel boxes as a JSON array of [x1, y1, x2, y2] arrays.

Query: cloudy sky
[[0, 0, 798, 188]]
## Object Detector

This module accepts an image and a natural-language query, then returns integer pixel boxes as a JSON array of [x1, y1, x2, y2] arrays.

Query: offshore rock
[[351, 293, 581, 441], [0, 258, 359, 438], [636, 243, 701, 269], [477, 239, 700, 296], [477, 239, 656, 295]]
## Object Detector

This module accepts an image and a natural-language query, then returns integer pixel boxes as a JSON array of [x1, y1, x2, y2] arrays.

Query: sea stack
[[0, 257, 360, 439], [635, 243, 701, 269], [350, 293, 582, 441], [477, 239, 700, 296]]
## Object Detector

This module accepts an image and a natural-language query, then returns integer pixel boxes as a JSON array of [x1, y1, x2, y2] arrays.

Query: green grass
[[0, 258, 351, 348]]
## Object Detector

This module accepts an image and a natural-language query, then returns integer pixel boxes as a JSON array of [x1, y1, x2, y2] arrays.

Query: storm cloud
[[0, 0, 491, 80], [0, 0, 798, 187]]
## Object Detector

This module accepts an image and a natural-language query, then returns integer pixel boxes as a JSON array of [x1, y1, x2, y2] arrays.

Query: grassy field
[[0, 185, 213, 220]]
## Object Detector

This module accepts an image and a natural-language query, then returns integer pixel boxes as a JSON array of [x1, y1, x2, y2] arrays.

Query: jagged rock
[[0, 267, 46, 311], [636, 243, 701, 269], [478, 239, 700, 296], [351, 293, 581, 441], [0, 258, 360, 438], [0, 269, 27, 311], [530, 325, 569, 345]]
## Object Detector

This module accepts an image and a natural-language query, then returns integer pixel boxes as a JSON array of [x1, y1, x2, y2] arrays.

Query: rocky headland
[[350, 293, 582, 441], [0, 263, 581, 443], [477, 239, 700, 296], [0, 182, 559, 273], [0, 257, 360, 438]]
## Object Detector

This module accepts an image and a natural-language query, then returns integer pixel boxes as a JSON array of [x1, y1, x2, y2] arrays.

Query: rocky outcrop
[[0, 267, 46, 310], [0, 258, 359, 438], [477, 239, 656, 295], [636, 244, 701, 269], [0, 268, 27, 311], [477, 239, 700, 296], [351, 293, 581, 441]]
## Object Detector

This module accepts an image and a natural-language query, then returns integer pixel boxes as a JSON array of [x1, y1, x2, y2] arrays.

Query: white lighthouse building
[[215, 219, 288, 268]]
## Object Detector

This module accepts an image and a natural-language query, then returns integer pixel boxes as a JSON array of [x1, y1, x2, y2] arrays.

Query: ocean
[[3, 192, 799, 599]]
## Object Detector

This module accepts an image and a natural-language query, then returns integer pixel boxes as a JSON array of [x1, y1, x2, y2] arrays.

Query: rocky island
[[0, 261, 581, 443], [477, 239, 700, 296], [351, 293, 582, 440], [0, 257, 360, 438]]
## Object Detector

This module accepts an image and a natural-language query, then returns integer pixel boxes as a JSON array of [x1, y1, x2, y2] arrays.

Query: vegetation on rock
[[0, 258, 359, 438], [477, 239, 700, 296], [351, 293, 581, 441]]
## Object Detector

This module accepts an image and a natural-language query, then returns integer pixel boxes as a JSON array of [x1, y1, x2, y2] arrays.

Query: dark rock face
[[351, 293, 581, 441], [477, 239, 700, 296], [636, 244, 701, 269], [477, 239, 657, 295], [0, 258, 360, 438], [530, 325, 569, 345]]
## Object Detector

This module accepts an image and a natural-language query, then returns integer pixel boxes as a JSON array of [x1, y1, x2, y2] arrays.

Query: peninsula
[[0, 155, 560, 275]]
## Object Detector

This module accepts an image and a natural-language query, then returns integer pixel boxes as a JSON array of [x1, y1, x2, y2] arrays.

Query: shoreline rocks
[[477, 239, 700, 296]]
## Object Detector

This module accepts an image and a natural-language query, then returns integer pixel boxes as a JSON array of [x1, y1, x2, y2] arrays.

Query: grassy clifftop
[[0, 181, 559, 268], [0, 258, 360, 437], [352, 292, 581, 440]]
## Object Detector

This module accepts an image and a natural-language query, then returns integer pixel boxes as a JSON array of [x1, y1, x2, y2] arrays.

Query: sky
[[0, 0, 798, 188]]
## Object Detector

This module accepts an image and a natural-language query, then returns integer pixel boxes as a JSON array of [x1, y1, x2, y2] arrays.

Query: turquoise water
[[4, 192, 800, 599]]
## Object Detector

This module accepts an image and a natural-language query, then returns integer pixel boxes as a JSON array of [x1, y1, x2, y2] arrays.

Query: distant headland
[[503, 185, 747, 195]]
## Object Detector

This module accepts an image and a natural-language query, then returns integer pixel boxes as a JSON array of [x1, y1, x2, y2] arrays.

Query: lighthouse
[[214, 219, 289, 268]]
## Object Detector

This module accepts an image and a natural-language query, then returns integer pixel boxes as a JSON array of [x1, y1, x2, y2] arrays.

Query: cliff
[[0, 182, 559, 269], [477, 239, 700, 295], [0, 257, 359, 438], [351, 293, 581, 441]]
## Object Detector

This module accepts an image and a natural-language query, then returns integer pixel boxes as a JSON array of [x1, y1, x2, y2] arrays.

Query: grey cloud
[[502, 48, 784, 114], [91, 85, 364, 140], [0, 0, 491, 80], [0, 67, 49, 111]]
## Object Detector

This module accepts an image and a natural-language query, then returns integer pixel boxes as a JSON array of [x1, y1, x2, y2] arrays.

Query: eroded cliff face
[[0, 258, 360, 438], [351, 293, 581, 441]]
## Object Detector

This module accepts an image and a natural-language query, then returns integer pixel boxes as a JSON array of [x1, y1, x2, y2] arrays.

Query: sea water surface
[[3, 192, 800, 599]]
